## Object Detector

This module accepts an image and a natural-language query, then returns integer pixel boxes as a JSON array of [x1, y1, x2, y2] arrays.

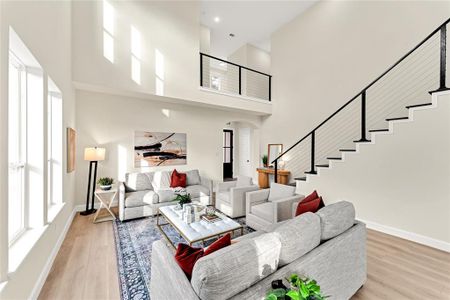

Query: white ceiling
[[200, 1, 317, 58]]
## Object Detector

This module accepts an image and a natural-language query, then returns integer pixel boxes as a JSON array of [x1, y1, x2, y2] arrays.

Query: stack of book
[[201, 214, 221, 223]]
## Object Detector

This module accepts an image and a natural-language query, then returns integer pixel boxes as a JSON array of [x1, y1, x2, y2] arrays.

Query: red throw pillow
[[175, 234, 232, 278], [170, 169, 186, 188], [174, 244, 204, 278], [303, 190, 319, 203], [295, 196, 322, 217], [204, 233, 231, 256]]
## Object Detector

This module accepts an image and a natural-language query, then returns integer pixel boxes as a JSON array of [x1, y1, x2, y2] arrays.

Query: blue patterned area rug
[[112, 215, 253, 300]]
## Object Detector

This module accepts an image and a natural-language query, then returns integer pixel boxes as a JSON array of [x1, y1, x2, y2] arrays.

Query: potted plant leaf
[[174, 193, 192, 207], [266, 274, 328, 300], [262, 154, 269, 167], [97, 177, 114, 191]]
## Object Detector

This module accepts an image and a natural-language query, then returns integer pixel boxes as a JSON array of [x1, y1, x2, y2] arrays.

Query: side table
[[93, 186, 118, 223]]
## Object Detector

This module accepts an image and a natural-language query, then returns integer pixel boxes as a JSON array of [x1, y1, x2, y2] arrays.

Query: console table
[[257, 168, 290, 188]]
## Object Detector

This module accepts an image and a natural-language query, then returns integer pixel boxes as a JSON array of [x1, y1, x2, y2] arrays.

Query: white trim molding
[[360, 219, 450, 253]]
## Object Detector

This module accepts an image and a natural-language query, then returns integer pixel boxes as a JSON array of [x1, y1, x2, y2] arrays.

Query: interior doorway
[[223, 129, 233, 180]]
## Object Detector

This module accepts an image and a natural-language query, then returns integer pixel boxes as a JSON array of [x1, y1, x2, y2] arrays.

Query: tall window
[[103, 0, 115, 62], [155, 49, 164, 95], [47, 80, 63, 209], [131, 26, 141, 84], [8, 52, 27, 244]]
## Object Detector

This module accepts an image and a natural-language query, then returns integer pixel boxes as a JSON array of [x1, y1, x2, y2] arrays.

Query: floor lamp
[[80, 147, 106, 216]]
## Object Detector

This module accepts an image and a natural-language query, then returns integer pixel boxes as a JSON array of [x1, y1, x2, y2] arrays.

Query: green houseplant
[[262, 154, 269, 167], [174, 193, 192, 207], [97, 177, 114, 191], [266, 274, 328, 300]]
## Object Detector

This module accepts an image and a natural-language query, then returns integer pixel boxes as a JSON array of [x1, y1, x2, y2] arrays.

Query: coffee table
[[157, 205, 243, 248]]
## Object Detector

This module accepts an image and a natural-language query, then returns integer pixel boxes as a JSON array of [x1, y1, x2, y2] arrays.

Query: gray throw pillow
[[125, 172, 153, 191], [186, 170, 201, 186], [151, 171, 171, 191]]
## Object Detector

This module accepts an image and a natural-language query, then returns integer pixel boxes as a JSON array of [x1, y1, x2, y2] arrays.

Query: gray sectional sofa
[[150, 201, 366, 299], [119, 169, 212, 221]]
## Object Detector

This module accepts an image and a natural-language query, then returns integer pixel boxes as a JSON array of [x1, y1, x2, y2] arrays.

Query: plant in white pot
[[97, 177, 114, 191]]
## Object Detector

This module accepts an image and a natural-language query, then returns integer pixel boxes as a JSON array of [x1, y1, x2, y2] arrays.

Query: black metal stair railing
[[273, 18, 450, 183], [199, 52, 272, 101]]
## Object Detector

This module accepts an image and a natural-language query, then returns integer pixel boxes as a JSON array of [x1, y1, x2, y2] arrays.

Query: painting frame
[[67, 127, 76, 173], [134, 131, 187, 167]]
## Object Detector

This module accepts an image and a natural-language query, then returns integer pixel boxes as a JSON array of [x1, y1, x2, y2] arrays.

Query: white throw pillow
[[235, 175, 252, 187], [186, 170, 201, 186], [151, 171, 171, 191], [268, 183, 296, 201]]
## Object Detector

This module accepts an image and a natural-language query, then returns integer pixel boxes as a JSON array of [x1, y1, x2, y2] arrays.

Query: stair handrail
[[273, 17, 450, 181]]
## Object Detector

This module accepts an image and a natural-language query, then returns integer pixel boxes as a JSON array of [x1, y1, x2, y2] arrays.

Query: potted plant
[[262, 154, 268, 167], [174, 193, 192, 207], [97, 177, 114, 191], [266, 274, 328, 300]]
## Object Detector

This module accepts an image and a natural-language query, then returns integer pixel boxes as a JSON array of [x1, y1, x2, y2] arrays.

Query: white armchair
[[215, 176, 259, 218], [246, 183, 304, 231]]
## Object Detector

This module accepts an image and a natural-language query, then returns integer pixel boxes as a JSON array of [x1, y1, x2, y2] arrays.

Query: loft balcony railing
[[273, 18, 450, 183], [200, 52, 272, 101]]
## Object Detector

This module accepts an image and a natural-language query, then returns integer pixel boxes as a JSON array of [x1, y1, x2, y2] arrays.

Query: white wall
[[75, 90, 261, 205], [0, 1, 76, 299], [228, 43, 271, 100], [72, 1, 271, 115], [200, 25, 210, 54], [297, 92, 450, 249], [263, 1, 450, 149]]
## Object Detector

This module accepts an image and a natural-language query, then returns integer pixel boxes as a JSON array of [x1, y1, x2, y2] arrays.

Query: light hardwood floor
[[39, 212, 450, 300]]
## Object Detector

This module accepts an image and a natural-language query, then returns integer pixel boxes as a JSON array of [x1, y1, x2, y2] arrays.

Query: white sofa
[[150, 201, 367, 299], [119, 169, 213, 221], [215, 175, 259, 218], [245, 183, 304, 231]]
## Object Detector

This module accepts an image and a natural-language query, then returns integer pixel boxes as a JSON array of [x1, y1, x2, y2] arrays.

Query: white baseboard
[[359, 219, 450, 253], [29, 206, 77, 300]]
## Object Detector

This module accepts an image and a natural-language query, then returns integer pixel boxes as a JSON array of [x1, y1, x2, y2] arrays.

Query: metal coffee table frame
[[156, 207, 243, 249]]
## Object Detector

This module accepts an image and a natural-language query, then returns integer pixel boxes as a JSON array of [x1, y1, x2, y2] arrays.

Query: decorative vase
[[100, 185, 112, 191], [206, 205, 216, 217]]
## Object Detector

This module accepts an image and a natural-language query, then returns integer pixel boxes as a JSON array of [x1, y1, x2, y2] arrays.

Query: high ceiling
[[200, 1, 317, 58]]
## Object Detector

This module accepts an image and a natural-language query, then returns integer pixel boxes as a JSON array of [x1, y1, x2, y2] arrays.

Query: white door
[[238, 128, 252, 177]]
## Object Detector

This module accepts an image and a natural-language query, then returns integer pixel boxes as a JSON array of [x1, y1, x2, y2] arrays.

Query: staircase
[[273, 18, 450, 186], [271, 18, 450, 251]]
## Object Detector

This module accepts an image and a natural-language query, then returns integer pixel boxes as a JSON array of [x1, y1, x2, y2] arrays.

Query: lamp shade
[[84, 147, 105, 161]]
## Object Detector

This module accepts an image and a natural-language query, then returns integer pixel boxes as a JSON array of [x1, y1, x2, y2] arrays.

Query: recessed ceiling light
[[219, 62, 226, 67], [229, 33, 235, 37], [214, 16, 220, 23]]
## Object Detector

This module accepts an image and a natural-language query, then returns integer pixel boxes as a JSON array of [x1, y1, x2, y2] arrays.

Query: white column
[[0, 4, 10, 281]]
